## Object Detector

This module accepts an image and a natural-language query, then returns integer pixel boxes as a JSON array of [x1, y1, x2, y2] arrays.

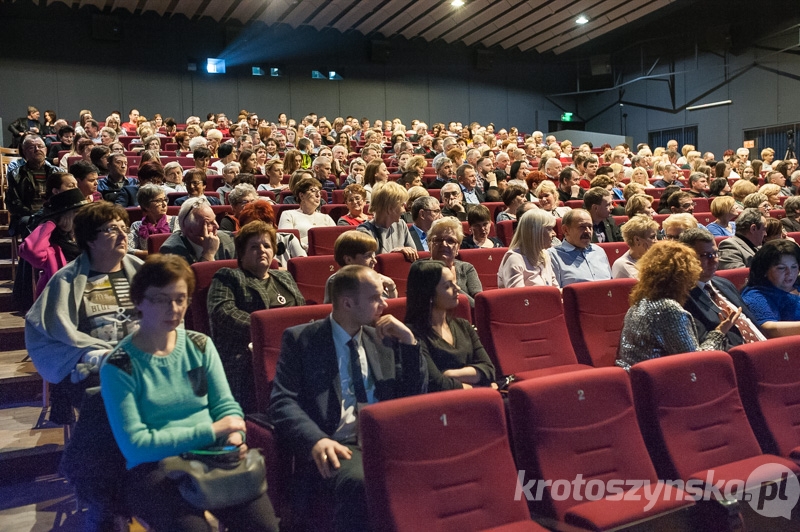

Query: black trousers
[[126, 461, 280, 532]]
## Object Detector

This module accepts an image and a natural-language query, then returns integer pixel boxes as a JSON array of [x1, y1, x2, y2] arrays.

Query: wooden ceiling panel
[[356, 1, 412, 35], [112, 0, 139, 14], [307, 0, 355, 31], [227, 0, 267, 23], [281, 0, 325, 28], [400, 3, 459, 40], [420, 0, 491, 42], [377, 0, 431, 36], [332, 0, 384, 32], [442, 0, 515, 43], [256, 0, 294, 26]]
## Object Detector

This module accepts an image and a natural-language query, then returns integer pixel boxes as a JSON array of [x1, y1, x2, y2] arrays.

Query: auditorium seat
[[206, 175, 223, 191], [730, 338, 800, 462], [331, 189, 345, 204], [693, 197, 710, 213], [186, 259, 238, 334], [630, 351, 800, 526], [287, 255, 339, 304], [565, 200, 583, 210], [250, 304, 332, 411], [146, 233, 171, 254], [381, 294, 472, 324], [256, 190, 276, 201], [319, 204, 349, 223], [307, 226, 354, 256], [788, 232, 800, 245], [496, 220, 516, 246], [693, 212, 715, 226], [272, 204, 301, 223], [361, 389, 548, 532], [595, 241, 628, 267], [508, 368, 695, 530], [456, 247, 507, 290], [243, 418, 291, 523], [715, 267, 749, 291], [375, 252, 430, 297], [770, 209, 786, 220], [652, 213, 670, 228], [562, 278, 637, 367], [474, 287, 592, 380]]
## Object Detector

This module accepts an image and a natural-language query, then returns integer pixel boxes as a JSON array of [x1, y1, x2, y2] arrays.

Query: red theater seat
[[496, 220, 516, 246], [361, 389, 548, 532], [595, 241, 629, 267], [508, 368, 695, 530], [474, 287, 592, 380], [306, 226, 354, 256], [374, 252, 430, 297], [146, 233, 171, 254], [715, 267, 749, 291], [456, 247, 508, 290], [562, 278, 637, 367], [187, 259, 238, 335], [286, 255, 338, 305]]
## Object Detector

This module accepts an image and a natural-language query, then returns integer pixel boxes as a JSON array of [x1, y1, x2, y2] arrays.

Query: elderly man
[[5, 135, 60, 234], [457, 164, 484, 204], [360, 145, 379, 164], [159, 196, 235, 263], [557, 167, 584, 203], [428, 157, 455, 190], [544, 157, 563, 182], [680, 228, 765, 347], [270, 265, 427, 531], [494, 151, 510, 181], [547, 209, 612, 287], [583, 187, 622, 243], [718, 208, 766, 270], [440, 182, 467, 221], [409, 196, 442, 251]]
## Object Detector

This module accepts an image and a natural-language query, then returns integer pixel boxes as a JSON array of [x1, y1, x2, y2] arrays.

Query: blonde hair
[[621, 214, 659, 246], [623, 182, 646, 200], [731, 179, 757, 202], [662, 213, 698, 232], [429, 216, 464, 242], [625, 194, 654, 217], [710, 196, 736, 218], [631, 167, 650, 186], [758, 183, 781, 199], [508, 209, 556, 268], [370, 181, 408, 216]]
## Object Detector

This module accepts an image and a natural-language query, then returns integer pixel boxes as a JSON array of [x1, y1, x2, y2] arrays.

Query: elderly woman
[[625, 193, 656, 219], [27, 202, 142, 420], [257, 159, 288, 194], [163, 161, 186, 192], [662, 212, 698, 240], [219, 184, 258, 232], [461, 204, 504, 249], [616, 241, 738, 370], [208, 221, 304, 408], [277, 178, 335, 249], [612, 215, 659, 279], [781, 196, 800, 233], [428, 217, 482, 305], [216, 162, 241, 204], [363, 158, 390, 202], [338, 184, 371, 226], [535, 180, 571, 218], [127, 184, 177, 257], [706, 196, 738, 237], [357, 181, 417, 260], [405, 260, 495, 391], [101, 254, 279, 531], [99, 127, 117, 146], [741, 239, 800, 338], [759, 183, 782, 208], [497, 209, 558, 288], [496, 185, 527, 222], [238, 200, 306, 268], [743, 192, 772, 218]]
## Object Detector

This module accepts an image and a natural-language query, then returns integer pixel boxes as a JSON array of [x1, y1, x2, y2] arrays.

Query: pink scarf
[[138, 215, 171, 240]]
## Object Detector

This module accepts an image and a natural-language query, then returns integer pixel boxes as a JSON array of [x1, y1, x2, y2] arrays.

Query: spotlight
[[311, 70, 326, 79], [329, 71, 343, 80], [206, 58, 226, 74], [576, 15, 588, 24], [270, 68, 283, 77], [252, 67, 265, 76]]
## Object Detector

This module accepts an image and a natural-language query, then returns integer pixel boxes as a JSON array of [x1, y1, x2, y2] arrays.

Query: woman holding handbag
[[100, 254, 278, 531]]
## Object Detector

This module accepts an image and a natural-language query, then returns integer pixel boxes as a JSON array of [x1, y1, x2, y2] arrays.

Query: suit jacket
[[269, 317, 427, 459], [409, 224, 426, 251], [781, 217, 800, 233], [591, 216, 623, 243], [159, 231, 235, 264], [718, 235, 758, 270], [685, 276, 760, 348]]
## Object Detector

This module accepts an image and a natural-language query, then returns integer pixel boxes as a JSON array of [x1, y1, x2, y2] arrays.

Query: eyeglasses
[[150, 198, 168, 206], [431, 237, 459, 246], [305, 188, 321, 196], [97, 225, 128, 238], [442, 191, 460, 198], [698, 252, 719, 259], [144, 294, 189, 308]]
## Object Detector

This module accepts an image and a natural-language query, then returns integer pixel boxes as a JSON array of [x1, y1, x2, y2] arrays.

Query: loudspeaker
[[475, 49, 494, 71], [370, 40, 391, 63], [91, 15, 122, 41]]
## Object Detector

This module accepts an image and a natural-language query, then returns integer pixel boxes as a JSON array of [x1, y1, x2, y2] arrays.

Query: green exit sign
[[561, 112, 573, 121]]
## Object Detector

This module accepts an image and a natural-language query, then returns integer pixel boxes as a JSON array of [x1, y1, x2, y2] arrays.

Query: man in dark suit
[[269, 265, 428, 531], [584, 187, 623, 243], [159, 196, 235, 264], [457, 163, 485, 204], [680, 228, 765, 347]]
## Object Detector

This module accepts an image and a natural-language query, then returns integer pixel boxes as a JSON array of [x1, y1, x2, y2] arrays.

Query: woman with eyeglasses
[[277, 178, 335, 250], [127, 184, 177, 258], [100, 254, 279, 531], [27, 202, 142, 423], [208, 221, 304, 410], [338, 184, 371, 226], [428, 217, 482, 306]]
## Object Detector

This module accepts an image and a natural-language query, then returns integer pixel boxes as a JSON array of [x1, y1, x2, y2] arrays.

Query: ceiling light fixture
[[576, 15, 588, 24], [452, 0, 465, 7], [686, 100, 732, 111]]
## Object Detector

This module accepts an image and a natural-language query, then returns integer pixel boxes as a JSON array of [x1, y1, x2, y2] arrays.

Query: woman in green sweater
[[100, 254, 278, 531]]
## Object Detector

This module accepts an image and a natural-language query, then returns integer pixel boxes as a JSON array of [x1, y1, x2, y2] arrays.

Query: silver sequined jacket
[[616, 298, 726, 371]]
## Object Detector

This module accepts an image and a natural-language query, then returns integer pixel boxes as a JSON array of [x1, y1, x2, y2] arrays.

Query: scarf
[[138, 214, 171, 240]]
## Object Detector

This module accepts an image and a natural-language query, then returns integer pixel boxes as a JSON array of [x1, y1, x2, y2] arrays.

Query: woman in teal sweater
[[100, 254, 278, 531]]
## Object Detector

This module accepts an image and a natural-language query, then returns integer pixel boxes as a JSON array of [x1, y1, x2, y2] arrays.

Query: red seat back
[[382, 294, 472, 324], [456, 247, 508, 290], [273, 204, 301, 224], [693, 197, 710, 213], [474, 287, 580, 375], [595, 242, 629, 267], [374, 252, 430, 297], [630, 351, 763, 480], [730, 338, 800, 459], [320, 204, 349, 223], [147, 233, 172, 254], [715, 267, 749, 291], [508, 367, 660, 520], [188, 259, 238, 334], [360, 389, 534, 531], [287, 255, 339, 305], [693, 212, 715, 226], [496, 220, 516, 246], [562, 278, 637, 367], [307, 226, 354, 256], [250, 305, 332, 412]]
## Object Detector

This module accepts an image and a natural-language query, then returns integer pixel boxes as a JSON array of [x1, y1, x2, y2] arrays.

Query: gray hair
[[223, 161, 241, 174], [688, 172, 706, 185], [164, 161, 182, 174], [188, 136, 208, 151], [784, 196, 800, 218], [312, 156, 331, 169], [678, 227, 715, 247], [136, 183, 164, 207], [433, 156, 453, 172], [227, 183, 257, 207], [178, 196, 211, 231], [735, 208, 764, 237], [411, 195, 440, 220]]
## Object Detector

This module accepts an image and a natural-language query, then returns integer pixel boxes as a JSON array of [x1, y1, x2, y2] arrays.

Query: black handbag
[[160, 447, 267, 510]]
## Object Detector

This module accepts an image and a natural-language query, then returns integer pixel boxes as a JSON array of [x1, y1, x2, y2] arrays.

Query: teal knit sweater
[[100, 328, 243, 469]]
